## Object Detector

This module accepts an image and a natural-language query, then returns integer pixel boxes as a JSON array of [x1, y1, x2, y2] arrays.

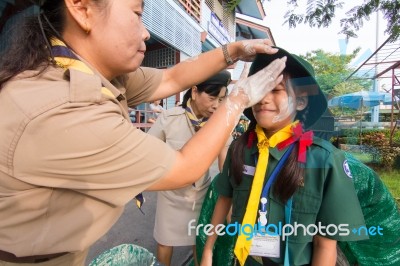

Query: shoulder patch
[[343, 160, 353, 178]]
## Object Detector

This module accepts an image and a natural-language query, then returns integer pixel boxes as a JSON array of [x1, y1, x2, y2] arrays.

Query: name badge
[[243, 165, 255, 176], [249, 234, 280, 258]]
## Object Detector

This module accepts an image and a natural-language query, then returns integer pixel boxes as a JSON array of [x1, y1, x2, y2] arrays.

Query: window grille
[[143, 0, 201, 57], [142, 48, 176, 68], [177, 0, 201, 22]]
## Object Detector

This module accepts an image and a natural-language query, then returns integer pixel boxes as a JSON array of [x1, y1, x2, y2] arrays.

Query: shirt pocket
[[289, 189, 322, 243], [230, 175, 253, 223]]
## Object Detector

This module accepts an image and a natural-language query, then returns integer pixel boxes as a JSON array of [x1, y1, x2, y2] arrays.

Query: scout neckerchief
[[185, 99, 208, 132], [234, 122, 296, 266], [277, 123, 314, 163], [50, 38, 145, 213], [238, 122, 313, 266]]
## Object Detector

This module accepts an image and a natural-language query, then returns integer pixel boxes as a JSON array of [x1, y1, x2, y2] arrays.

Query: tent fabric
[[328, 91, 391, 110]]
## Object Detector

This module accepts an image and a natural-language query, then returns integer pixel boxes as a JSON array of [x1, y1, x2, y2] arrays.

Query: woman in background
[[149, 70, 232, 266]]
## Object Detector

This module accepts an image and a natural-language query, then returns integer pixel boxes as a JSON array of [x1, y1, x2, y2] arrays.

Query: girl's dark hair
[[181, 84, 227, 108], [230, 73, 305, 204], [0, 0, 66, 88]]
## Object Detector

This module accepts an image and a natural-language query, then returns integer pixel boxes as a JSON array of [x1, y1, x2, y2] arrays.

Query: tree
[[331, 81, 364, 97], [228, 0, 400, 42], [284, 0, 400, 42], [300, 48, 372, 96]]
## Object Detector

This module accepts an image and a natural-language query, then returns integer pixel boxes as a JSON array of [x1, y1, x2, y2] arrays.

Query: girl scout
[[0, 0, 285, 265], [201, 48, 367, 266]]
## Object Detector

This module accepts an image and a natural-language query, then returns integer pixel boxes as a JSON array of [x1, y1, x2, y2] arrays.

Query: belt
[[0, 250, 68, 264]]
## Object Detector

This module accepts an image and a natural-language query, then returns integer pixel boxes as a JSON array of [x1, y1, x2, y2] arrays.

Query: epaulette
[[311, 136, 336, 153], [163, 107, 185, 117]]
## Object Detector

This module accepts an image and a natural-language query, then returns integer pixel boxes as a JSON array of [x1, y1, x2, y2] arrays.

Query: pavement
[[85, 191, 193, 266]]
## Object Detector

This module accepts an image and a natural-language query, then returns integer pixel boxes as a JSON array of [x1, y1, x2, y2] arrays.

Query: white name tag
[[249, 234, 280, 258], [243, 165, 255, 175]]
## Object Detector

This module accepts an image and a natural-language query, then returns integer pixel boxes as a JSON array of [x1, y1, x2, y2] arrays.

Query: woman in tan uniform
[[149, 70, 232, 266], [0, 0, 286, 265]]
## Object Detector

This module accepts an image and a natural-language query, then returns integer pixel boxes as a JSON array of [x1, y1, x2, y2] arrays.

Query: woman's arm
[[312, 235, 337, 266], [201, 195, 232, 266], [148, 39, 278, 101], [148, 55, 286, 191]]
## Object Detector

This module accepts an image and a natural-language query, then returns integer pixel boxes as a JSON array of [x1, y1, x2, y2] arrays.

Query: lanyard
[[256, 143, 295, 266], [284, 197, 293, 266], [259, 144, 295, 211]]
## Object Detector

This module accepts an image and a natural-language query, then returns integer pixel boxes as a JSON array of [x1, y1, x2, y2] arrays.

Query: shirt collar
[[249, 142, 290, 161]]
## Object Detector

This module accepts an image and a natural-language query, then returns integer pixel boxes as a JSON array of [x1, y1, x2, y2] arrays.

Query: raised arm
[[147, 56, 286, 190], [148, 39, 278, 101]]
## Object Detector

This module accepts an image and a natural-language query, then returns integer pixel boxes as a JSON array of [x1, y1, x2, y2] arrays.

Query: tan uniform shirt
[[149, 106, 232, 193], [148, 107, 231, 246], [0, 65, 176, 256]]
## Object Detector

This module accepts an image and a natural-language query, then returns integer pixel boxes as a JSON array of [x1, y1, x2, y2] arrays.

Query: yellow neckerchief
[[50, 38, 115, 99], [185, 99, 208, 132], [234, 121, 298, 266]]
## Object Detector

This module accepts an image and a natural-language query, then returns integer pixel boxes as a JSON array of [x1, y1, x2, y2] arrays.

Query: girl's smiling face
[[252, 75, 304, 136]]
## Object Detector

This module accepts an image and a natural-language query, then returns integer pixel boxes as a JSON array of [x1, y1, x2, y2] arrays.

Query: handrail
[[129, 109, 155, 131]]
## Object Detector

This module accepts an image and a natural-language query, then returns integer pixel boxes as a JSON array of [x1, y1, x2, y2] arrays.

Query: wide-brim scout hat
[[243, 47, 327, 129], [198, 70, 231, 87]]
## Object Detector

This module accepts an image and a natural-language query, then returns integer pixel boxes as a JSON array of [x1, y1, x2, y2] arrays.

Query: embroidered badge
[[343, 160, 352, 178]]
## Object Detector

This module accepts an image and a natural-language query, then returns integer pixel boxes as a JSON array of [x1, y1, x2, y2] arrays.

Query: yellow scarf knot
[[257, 139, 269, 151]]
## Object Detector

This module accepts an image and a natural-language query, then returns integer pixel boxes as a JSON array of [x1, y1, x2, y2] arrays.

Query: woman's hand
[[228, 57, 286, 110], [236, 39, 278, 62]]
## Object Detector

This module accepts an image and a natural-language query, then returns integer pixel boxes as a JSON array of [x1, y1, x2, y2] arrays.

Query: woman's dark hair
[[230, 73, 305, 204], [0, 0, 107, 89], [0, 0, 66, 88], [181, 83, 227, 108]]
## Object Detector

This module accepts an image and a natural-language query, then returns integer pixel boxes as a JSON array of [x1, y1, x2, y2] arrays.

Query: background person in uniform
[[128, 107, 137, 123], [201, 49, 368, 266], [0, 0, 286, 265], [148, 70, 232, 266], [233, 115, 249, 139], [147, 99, 164, 124]]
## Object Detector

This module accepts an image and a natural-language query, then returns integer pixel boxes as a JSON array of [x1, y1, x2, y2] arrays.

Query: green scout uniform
[[216, 137, 368, 265]]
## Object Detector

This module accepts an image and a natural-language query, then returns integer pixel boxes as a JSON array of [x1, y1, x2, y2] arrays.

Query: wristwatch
[[222, 44, 234, 66]]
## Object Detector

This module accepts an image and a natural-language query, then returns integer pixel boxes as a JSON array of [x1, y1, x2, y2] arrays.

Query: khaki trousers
[[0, 250, 88, 266]]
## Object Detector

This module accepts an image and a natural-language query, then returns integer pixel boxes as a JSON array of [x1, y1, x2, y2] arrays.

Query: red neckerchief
[[247, 131, 256, 148], [276, 123, 313, 163]]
